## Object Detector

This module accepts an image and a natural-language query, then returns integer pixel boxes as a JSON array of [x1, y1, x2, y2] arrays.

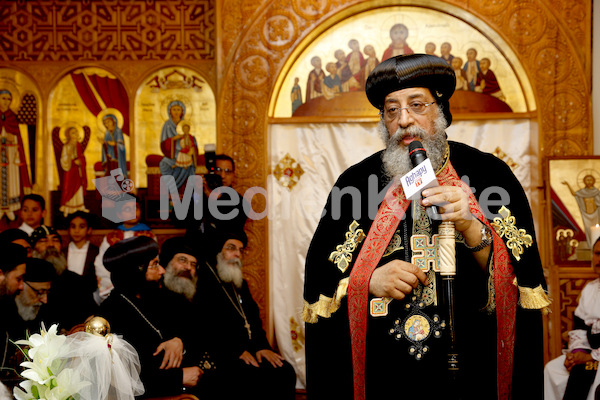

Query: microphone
[[408, 141, 428, 167], [406, 141, 441, 220]]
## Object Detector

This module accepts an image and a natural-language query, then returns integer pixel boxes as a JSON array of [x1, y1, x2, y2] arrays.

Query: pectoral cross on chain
[[244, 319, 252, 339]]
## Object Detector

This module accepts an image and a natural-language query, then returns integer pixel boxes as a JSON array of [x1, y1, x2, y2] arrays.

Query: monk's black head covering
[[0, 242, 27, 273], [24, 258, 56, 282], [365, 54, 456, 125], [103, 236, 158, 295], [205, 230, 248, 264], [160, 237, 197, 267], [0, 228, 29, 245], [29, 225, 61, 247], [216, 230, 248, 250]]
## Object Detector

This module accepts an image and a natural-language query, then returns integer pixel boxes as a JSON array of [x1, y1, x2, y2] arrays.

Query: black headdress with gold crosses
[[365, 54, 456, 126]]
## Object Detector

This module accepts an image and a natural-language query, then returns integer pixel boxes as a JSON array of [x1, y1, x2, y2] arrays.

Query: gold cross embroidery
[[411, 234, 440, 272], [383, 231, 404, 257], [491, 206, 533, 261], [329, 221, 366, 273]]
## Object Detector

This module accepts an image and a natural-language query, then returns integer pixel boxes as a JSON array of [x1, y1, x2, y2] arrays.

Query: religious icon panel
[[271, 5, 534, 118], [134, 67, 216, 193], [0, 69, 40, 223], [547, 157, 600, 264]]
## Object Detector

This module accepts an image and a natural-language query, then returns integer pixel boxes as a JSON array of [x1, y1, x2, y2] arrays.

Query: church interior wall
[[0, 0, 594, 373]]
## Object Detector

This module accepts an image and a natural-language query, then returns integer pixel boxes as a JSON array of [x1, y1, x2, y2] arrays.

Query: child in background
[[18, 194, 46, 236], [94, 195, 155, 303], [64, 211, 99, 297]]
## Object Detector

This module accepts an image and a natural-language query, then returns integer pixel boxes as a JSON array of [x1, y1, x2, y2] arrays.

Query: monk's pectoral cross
[[244, 319, 252, 340], [411, 234, 440, 272]]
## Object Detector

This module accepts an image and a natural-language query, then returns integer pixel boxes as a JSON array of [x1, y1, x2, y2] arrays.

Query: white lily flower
[[44, 368, 91, 400], [13, 379, 44, 400], [17, 324, 67, 362], [15, 323, 58, 348], [13, 324, 91, 400], [20, 361, 54, 386], [17, 324, 69, 385]]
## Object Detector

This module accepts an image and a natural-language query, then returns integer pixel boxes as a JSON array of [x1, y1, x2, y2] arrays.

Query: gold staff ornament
[[85, 316, 111, 337]]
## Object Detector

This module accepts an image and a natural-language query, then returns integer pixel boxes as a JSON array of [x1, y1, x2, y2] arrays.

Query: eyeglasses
[[381, 101, 436, 120], [148, 259, 161, 269], [176, 256, 197, 269], [215, 167, 234, 174], [223, 244, 245, 254], [25, 281, 50, 297]]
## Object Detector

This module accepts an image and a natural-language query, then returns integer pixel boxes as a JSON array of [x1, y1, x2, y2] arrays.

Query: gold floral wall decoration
[[290, 316, 305, 352], [272, 153, 304, 190]]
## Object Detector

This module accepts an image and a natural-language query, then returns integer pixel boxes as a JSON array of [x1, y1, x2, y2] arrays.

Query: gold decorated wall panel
[[0, 0, 218, 198], [1, 61, 217, 197], [0, 0, 215, 61]]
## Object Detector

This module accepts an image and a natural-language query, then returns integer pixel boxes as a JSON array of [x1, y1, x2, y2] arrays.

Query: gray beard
[[33, 247, 67, 276], [163, 263, 197, 301], [216, 253, 243, 289], [379, 110, 448, 181], [15, 292, 41, 321]]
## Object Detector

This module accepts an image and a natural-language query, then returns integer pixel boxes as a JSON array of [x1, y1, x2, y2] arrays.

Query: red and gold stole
[[347, 158, 516, 400]]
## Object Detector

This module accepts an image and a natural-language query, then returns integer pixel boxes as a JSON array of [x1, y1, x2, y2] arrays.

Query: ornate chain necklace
[[120, 293, 163, 340], [207, 263, 252, 339]]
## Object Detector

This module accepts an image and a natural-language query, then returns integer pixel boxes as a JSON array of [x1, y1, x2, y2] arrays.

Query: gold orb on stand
[[85, 316, 111, 337]]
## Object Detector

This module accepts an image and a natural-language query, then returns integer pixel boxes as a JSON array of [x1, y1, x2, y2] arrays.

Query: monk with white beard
[[30, 225, 66, 275], [162, 238, 199, 301], [15, 259, 55, 324], [161, 234, 296, 400], [192, 231, 297, 400]]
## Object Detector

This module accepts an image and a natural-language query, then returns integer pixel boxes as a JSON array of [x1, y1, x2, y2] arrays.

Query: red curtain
[[70, 72, 130, 135]]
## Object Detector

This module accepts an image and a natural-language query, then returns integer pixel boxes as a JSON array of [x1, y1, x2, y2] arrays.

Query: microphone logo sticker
[[401, 159, 439, 200]]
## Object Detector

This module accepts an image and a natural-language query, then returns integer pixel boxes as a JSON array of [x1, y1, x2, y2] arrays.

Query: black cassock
[[195, 262, 297, 400], [100, 286, 222, 399], [100, 287, 187, 398]]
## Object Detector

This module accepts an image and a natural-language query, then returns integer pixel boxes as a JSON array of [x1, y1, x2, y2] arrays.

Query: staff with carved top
[[303, 54, 549, 400]]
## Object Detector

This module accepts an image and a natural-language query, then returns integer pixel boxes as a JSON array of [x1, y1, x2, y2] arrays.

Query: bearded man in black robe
[[195, 231, 297, 400], [303, 54, 549, 400]]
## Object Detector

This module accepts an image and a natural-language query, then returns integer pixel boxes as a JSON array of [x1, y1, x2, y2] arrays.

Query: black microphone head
[[408, 140, 425, 153], [408, 141, 427, 166]]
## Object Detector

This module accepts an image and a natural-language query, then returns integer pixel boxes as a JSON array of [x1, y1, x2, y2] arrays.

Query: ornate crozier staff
[[408, 141, 461, 396], [438, 221, 459, 396]]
